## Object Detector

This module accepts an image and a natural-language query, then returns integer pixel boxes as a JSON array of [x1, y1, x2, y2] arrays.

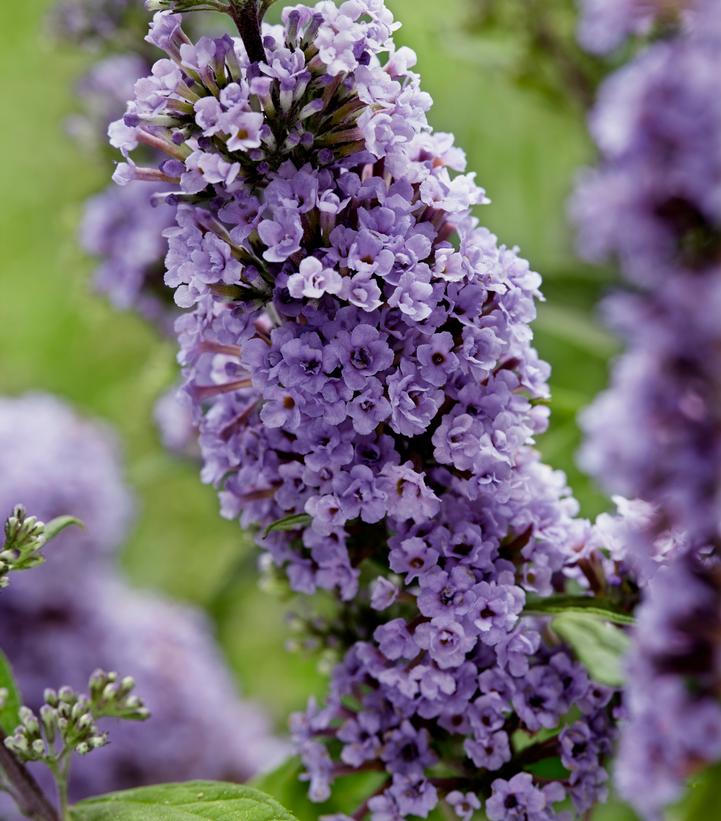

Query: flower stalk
[[0, 729, 59, 821]]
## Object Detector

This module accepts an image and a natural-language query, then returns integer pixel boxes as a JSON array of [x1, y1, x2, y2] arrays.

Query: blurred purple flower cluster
[[574, 0, 721, 557], [616, 552, 721, 817], [577, 0, 694, 54], [53, 0, 179, 329], [574, 0, 721, 815], [49, 0, 139, 45], [53, 0, 199, 452], [0, 394, 284, 811], [0, 393, 133, 595], [80, 180, 176, 329], [112, 4, 620, 815]]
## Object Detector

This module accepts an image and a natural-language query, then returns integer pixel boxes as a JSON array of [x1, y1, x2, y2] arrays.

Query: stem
[[54, 755, 72, 821], [0, 732, 59, 821], [229, 1, 267, 63]]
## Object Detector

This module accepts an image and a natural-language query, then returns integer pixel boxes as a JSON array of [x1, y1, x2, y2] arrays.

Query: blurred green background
[[0, 0, 636, 817]]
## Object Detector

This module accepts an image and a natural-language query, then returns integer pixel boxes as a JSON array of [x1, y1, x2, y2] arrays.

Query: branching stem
[[0, 731, 59, 821]]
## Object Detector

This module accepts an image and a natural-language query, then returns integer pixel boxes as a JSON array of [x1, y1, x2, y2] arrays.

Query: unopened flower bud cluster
[[6, 671, 148, 766]]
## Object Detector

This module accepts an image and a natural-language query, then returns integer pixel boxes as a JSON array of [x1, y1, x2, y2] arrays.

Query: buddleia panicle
[[110, 2, 622, 815], [574, 1, 721, 816], [577, 0, 695, 54]]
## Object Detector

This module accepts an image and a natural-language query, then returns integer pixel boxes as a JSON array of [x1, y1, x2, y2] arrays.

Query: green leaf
[[251, 759, 309, 816], [667, 762, 721, 821], [252, 757, 386, 821], [263, 514, 311, 538], [0, 649, 22, 735], [70, 781, 298, 821], [43, 515, 83, 543], [524, 595, 634, 625], [552, 613, 631, 687]]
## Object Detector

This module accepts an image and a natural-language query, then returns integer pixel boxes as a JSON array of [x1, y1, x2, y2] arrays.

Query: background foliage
[[0, 0, 636, 817]]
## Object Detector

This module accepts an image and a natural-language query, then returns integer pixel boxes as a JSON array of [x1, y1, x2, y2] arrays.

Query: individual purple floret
[[577, 0, 694, 54], [615, 552, 721, 817], [112, 2, 619, 815], [485, 773, 565, 821]]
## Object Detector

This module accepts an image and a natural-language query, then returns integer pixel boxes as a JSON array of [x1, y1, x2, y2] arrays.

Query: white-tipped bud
[[7, 734, 28, 754], [119, 676, 135, 695], [40, 706, 58, 745], [19, 707, 39, 736], [77, 714, 94, 731]]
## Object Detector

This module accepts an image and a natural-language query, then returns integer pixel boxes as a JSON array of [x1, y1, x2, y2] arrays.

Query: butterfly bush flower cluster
[[577, 0, 695, 54], [0, 394, 283, 811], [2, 577, 286, 809], [53, 0, 200, 451], [573, 1, 721, 815], [112, 3, 619, 815], [0, 393, 133, 604], [574, 0, 721, 556], [52, 0, 180, 328], [615, 552, 721, 818], [49, 0, 142, 45], [80, 180, 177, 330]]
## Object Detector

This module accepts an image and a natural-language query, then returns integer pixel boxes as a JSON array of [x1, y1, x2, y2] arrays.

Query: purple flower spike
[[111, 2, 619, 815]]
